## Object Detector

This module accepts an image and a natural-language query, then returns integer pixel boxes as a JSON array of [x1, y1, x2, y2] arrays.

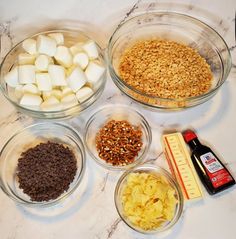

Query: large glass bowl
[[84, 105, 152, 170], [0, 30, 106, 119], [114, 164, 184, 234], [0, 122, 85, 207], [107, 12, 231, 110]]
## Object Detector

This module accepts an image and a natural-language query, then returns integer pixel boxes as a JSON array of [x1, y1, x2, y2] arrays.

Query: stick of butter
[[162, 132, 203, 200]]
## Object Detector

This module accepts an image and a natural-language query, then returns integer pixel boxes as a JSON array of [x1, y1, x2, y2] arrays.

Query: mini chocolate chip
[[17, 141, 77, 202]]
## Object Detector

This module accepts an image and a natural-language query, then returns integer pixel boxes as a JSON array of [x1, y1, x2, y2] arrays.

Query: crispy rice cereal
[[119, 39, 213, 99]]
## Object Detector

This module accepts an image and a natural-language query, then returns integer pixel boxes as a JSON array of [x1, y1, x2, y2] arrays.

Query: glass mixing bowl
[[114, 164, 184, 234], [84, 105, 152, 170], [107, 12, 231, 110], [0, 30, 106, 119], [0, 122, 85, 207]]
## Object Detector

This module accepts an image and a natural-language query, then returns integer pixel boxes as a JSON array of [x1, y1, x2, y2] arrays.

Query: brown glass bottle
[[183, 130, 235, 195]]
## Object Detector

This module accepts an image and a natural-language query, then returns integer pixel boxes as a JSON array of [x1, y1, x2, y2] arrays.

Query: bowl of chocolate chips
[[0, 122, 85, 207]]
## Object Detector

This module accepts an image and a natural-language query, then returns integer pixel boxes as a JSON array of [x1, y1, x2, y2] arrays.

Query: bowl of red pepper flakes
[[84, 105, 152, 170]]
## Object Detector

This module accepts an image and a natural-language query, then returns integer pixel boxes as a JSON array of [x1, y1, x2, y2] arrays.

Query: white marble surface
[[0, 0, 236, 238]]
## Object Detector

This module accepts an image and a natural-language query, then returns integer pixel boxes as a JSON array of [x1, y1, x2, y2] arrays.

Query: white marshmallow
[[42, 91, 52, 100], [42, 95, 59, 104], [20, 93, 42, 106], [37, 35, 57, 57], [70, 42, 83, 56], [48, 33, 64, 45], [35, 55, 52, 71], [36, 73, 52, 91], [85, 62, 105, 86], [18, 53, 36, 65], [18, 65, 35, 84], [22, 38, 37, 55], [51, 89, 63, 100], [61, 86, 73, 97], [66, 65, 77, 77], [82, 40, 99, 59], [48, 65, 67, 86], [73, 52, 89, 69], [4, 67, 19, 87], [15, 85, 24, 99], [61, 93, 78, 108], [23, 84, 41, 95], [67, 67, 87, 92], [76, 86, 93, 103], [40, 96, 62, 111], [54, 46, 73, 68]]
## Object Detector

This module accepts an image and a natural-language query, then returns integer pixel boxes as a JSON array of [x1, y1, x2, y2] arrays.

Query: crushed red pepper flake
[[95, 120, 143, 166]]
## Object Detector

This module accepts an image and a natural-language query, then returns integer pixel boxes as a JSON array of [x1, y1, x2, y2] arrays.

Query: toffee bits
[[17, 141, 77, 202], [95, 120, 143, 166]]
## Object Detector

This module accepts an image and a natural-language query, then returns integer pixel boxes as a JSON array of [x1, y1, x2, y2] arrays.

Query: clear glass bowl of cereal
[[0, 122, 85, 207], [84, 105, 152, 170], [0, 29, 106, 119], [107, 12, 231, 110], [114, 164, 184, 234]]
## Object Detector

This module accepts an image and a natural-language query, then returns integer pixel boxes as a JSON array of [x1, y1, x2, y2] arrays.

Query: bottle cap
[[182, 130, 198, 143]]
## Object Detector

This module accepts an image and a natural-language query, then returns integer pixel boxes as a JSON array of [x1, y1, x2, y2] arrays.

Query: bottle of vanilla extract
[[183, 130, 235, 195]]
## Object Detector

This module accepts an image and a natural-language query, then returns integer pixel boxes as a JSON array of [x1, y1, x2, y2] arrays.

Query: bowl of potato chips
[[114, 164, 184, 234]]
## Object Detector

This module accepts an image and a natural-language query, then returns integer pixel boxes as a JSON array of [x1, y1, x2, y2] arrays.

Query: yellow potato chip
[[121, 172, 178, 231]]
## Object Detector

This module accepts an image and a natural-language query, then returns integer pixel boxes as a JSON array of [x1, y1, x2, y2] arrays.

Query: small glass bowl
[[114, 164, 184, 234], [107, 12, 232, 110], [84, 105, 152, 170], [0, 122, 85, 207], [0, 30, 106, 119]]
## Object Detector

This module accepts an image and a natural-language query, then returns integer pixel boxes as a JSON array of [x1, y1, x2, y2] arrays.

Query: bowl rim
[[114, 163, 184, 234], [0, 29, 106, 117], [107, 11, 232, 103], [0, 122, 86, 207], [84, 104, 152, 171]]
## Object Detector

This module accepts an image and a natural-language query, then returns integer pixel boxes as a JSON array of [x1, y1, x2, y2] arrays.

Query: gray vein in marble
[[0, 111, 28, 129], [145, 151, 164, 164], [7, 224, 19, 239], [106, 95, 114, 101], [106, 92, 124, 101], [129, 100, 135, 106], [229, 45, 236, 51], [0, 19, 16, 62], [187, 4, 194, 11], [146, 1, 157, 12], [106, 218, 122, 239], [117, 0, 142, 27], [233, 11, 236, 43], [231, 64, 236, 74], [0, 21, 13, 41], [224, 161, 236, 167], [106, 93, 119, 101], [100, 172, 109, 192], [215, 18, 230, 35], [151, 121, 168, 130]]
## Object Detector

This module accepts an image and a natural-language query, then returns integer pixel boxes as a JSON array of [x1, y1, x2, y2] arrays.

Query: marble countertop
[[0, 0, 236, 238]]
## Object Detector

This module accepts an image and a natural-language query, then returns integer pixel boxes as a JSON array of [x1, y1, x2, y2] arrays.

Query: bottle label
[[200, 152, 233, 188], [200, 152, 223, 173]]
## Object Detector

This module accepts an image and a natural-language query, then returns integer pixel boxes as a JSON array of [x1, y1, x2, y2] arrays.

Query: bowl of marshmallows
[[0, 30, 106, 119]]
